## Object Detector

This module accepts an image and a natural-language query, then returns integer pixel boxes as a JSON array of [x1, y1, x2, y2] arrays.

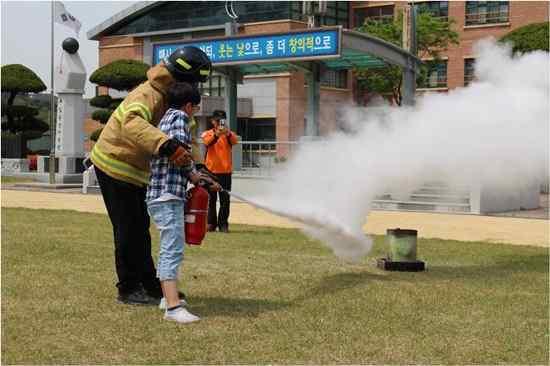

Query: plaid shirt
[[146, 108, 196, 203]]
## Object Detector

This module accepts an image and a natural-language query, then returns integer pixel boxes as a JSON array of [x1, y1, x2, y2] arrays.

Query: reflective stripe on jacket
[[201, 129, 238, 174], [90, 64, 174, 186]]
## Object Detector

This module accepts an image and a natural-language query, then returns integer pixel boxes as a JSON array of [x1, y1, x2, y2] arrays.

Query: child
[[146, 82, 220, 324]]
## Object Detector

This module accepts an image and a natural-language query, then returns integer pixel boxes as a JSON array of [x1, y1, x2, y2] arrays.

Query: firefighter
[[90, 46, 211, 306]]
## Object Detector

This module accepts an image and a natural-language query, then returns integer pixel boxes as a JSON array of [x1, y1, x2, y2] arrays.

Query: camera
[[219, 119, 226, 127]]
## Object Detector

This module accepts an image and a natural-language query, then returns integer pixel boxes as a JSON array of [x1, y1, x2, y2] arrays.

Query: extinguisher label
[[185, 214, 196, 223]]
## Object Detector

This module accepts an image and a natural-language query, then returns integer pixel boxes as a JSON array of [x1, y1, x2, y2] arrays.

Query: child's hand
[[189, 171, 202, 186], [200, 174, 220, 190], [188, 171, 221, 192], [209, 181, 222, 192]]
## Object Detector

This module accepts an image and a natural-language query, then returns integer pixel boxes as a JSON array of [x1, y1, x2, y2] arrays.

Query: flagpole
[[49, 0, 55, 184]]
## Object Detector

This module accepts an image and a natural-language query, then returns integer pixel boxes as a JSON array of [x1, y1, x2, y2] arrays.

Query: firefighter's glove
[[159, 139, 193, 167]]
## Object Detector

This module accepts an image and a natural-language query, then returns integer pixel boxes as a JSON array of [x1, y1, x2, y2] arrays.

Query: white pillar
[[55, 94, 85, 157]]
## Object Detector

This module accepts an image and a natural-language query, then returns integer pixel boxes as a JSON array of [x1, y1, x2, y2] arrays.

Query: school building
[[85, 1, 549, 148]]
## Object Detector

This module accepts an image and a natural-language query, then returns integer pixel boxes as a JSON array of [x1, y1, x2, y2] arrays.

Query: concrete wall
[[98, 36, 144, 66], [231, 175, 276, 200], [1, 159, 29, 174], [276, 72, 307, 143], [240, 19, 308, 35], [319, 87, 353, 135], [470, 182, 540, 214], [238, 77, 277, 118], [97, 36, 144, 96]]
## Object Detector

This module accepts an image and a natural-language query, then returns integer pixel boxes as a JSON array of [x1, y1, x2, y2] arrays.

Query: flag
[[54, 1, 81, 36]]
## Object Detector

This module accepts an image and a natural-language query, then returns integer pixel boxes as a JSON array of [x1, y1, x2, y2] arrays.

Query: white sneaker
[[164, 307, 200, 324], [159, 297, 188, 310]]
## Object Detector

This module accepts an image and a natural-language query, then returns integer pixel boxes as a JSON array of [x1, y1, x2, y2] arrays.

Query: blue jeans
[[147, 200, 185, 281]]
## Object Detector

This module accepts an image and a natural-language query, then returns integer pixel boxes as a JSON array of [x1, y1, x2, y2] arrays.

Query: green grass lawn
[[1, 176, 36, 184], [2, 208, 548, 364]]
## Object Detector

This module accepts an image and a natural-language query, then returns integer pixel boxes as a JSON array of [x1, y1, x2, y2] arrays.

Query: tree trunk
[[7, 91, 16, 106], [394, 77, 403, 106], [6, 91, 17, 133]]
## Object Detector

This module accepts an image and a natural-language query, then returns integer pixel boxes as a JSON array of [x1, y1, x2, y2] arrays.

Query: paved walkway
[[2, 188, 548, 247]]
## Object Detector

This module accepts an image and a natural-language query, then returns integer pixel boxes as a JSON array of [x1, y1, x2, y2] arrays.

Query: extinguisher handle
[[197, 178, 220, 192], [198, 179, 211, 187]]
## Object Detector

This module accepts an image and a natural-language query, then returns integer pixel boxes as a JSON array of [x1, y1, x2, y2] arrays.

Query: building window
[[418, 61, 447, 88], [114, 2, 348, 36], [415, 1, 448, 20], [237, 118, 275, 141], [321, 69, 348, 89], [199, 73, 224, 97], [114, 1, 295, 36], [464, 58, 475, 86], [354, 5, 394, 27], [290, 1, 302, 20], [290, 1, 349, 28], [465, 1, 509, 26], [320, 1, 349, 27]]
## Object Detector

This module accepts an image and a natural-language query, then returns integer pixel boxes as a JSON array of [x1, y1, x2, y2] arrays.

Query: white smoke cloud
[[245, 39, 549, 262]]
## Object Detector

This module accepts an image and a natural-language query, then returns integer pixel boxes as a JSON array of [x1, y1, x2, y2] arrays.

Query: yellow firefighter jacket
[[90, 65, 175, 186]]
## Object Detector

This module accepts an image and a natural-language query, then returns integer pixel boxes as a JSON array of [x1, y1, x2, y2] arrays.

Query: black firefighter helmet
[[165, 46, 212, 84]]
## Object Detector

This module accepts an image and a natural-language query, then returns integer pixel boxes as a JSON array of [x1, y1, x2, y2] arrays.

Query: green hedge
[[500, 22, 549, 53]]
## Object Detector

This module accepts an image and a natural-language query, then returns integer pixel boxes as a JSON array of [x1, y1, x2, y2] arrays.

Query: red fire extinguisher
[[184, 185, 209, 245]]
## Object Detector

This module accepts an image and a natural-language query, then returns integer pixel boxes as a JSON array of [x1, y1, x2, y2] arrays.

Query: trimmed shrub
[[1, 64, 47, 95], [1, 64, 48, 140], [109, 98, 124, 110], [89, 60, 150, 91], [89, 95, 113, 108], [1, 106, 47, 135], [2, 105, 39, 119], [89, 127, 103, 142], [22, 128, 47, 140], [91, 109, 113, 124]]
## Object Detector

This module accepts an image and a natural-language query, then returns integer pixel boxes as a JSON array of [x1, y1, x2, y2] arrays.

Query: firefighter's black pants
[[95, 167, 162, 298], [208, 173, 232, 229]]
